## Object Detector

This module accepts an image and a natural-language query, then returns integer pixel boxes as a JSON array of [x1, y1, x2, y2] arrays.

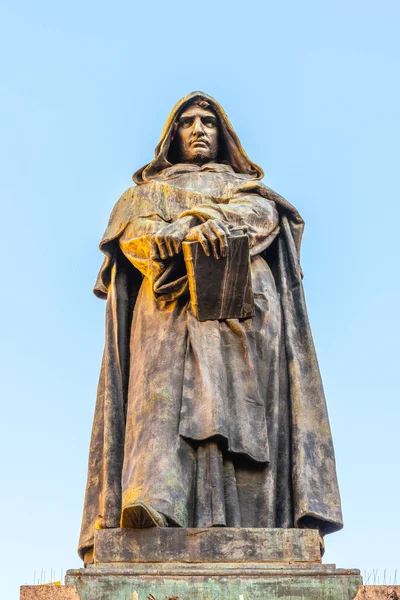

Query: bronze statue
[[78, 92, 343, 565]]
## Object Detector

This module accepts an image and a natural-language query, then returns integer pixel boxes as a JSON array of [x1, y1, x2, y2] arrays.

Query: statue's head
[[173, 98, 219, 165], [133, 91, 264, 184]]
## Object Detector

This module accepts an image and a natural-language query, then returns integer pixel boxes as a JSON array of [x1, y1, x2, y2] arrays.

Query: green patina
[[67, 574, 362, 600]]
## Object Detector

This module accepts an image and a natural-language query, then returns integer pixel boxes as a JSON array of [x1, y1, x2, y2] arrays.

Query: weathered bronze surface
[[94, 527, 321, 564], [78, 91, 343, 565]]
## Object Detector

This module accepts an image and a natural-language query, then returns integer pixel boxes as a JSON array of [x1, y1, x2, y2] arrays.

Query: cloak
[[78, 92, 343, 559]]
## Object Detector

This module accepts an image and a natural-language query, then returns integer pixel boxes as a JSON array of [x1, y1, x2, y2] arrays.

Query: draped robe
[[78, 162, 343, 559], [78, 91, 343, 559]]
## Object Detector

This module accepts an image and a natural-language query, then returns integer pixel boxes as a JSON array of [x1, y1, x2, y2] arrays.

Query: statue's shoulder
[[112, 185, 136, 208], [107, 181, 166, 229], [231, 176, 284, 202], [256, 181, 303, 224], [107, 185, 138, 223]]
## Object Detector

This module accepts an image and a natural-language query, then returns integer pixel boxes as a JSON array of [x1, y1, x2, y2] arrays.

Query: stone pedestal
[[94, 527, 322, 563], [20, 530, 400, 599], [63, 528, 362, 599]]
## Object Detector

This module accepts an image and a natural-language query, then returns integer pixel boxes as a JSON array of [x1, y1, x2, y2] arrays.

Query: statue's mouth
[[191, 140, 209, 148]]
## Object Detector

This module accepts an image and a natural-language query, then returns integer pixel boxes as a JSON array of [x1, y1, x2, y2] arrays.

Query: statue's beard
[[179, 146, 218, 165]]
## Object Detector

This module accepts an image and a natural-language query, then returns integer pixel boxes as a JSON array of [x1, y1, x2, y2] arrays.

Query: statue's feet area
[[121, 501, 168, 528]]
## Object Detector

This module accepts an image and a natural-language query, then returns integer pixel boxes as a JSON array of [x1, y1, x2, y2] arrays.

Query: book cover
[[182, 233, 254, 322]]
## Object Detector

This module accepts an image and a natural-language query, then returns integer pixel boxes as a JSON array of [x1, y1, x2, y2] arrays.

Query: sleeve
[[119, 215, 168, 278], [119, 216, 188, 301], [178, 194, 279, 256]]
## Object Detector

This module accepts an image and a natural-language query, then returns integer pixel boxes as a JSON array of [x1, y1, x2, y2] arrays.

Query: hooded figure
[[78, 92, 343, 562]]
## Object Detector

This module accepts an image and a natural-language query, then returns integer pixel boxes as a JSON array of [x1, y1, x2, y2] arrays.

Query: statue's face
[[176, 104, 219, 164]]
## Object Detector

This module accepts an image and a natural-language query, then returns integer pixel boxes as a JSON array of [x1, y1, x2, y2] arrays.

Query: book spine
[[182, 243, 199, 319], [220, 243, 230, 319]]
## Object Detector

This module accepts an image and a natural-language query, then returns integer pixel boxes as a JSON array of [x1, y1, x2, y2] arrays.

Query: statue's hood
[[133, 91, 264, 184]]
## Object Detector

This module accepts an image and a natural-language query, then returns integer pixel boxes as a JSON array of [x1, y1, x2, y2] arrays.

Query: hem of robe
[[179, 433, 270, 465], [122, 498, 187, 528], [120, 501, 169, 528], [296, 511, 344, 535], [78, 544, 93, 561]]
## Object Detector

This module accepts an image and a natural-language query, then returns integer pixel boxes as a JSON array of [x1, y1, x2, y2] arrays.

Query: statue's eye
[[181, 118, 193, 128]]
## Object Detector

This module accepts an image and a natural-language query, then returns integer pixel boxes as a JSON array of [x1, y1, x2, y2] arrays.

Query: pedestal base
[[94, 527, 322, 564], [66, 562, 362, 600], [64, 528, 362, 599]]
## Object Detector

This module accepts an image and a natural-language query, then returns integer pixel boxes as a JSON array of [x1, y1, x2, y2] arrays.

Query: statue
[[78, 92, 343, 566]]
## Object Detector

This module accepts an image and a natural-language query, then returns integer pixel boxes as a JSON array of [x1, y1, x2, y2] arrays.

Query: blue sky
[[1, 0, 399, 597]]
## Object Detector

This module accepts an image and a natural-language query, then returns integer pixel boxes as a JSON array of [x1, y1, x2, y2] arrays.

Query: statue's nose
[[193, 117, 205, 135]]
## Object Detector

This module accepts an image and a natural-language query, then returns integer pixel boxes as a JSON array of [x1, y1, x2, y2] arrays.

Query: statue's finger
[[185, 230, 196, 242], [197, 231, 210, 256], [218, 233, 228, 258], [215, 220, 230, 236], [172, 238, 181, 254], [164, 236, 174, 257], [150, 239, 160, 260], [209, 221, 228, 258], [204, 226, 220, 259], [155, 236, 168, 260]]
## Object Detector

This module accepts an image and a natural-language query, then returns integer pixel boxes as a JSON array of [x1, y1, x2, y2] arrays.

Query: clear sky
[[1, 0, 399, 598]]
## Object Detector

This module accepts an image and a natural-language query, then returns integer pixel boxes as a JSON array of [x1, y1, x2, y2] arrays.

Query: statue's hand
[[152, 216, 195, 259], [185, 220, 230, 259]]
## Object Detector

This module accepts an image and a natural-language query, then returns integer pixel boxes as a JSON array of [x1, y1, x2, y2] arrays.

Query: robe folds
[[78, 162, 343, 559]]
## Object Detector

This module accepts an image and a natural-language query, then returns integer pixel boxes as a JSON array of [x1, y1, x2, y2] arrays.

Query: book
[[182, 231, 254, 322]]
